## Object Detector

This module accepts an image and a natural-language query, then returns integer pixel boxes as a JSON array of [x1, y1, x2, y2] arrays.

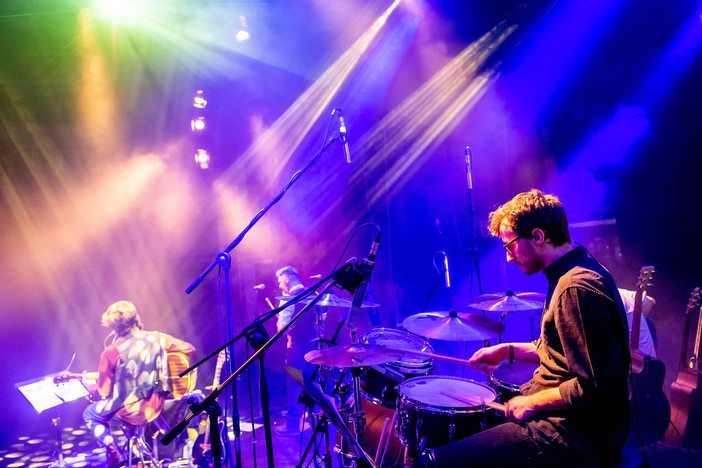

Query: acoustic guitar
[[665, 287, 702, 447], [628, 266, 670, 445], [55, 352, 196, 399]]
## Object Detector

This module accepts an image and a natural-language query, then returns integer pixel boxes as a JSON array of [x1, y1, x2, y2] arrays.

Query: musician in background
[[415, 189, 630, 467], [274, 265, 317, 434], [82, 300, 195, 468]]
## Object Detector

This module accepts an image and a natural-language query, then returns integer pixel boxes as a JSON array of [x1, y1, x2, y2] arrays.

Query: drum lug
[[380, 385, 388, 401], [416, 416, 422, 442], [449, 421, 455, 443]]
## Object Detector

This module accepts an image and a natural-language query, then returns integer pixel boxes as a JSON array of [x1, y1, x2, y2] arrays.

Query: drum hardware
[[402, 310, 505, 341]]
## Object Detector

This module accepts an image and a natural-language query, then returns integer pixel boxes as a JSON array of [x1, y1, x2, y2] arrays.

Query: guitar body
[[192, 350, 227, 466], [627, 266, 670, 445], [629, 356, 671, 445], [167, 351, 197, 399], [665, 287, 702, 447], [667, 377, 702, 448]]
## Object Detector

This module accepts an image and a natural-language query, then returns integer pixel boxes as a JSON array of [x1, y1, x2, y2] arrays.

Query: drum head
[[361, 328, 433, 368], [491, 362, 538, 390], [399, 376, 495, 412]]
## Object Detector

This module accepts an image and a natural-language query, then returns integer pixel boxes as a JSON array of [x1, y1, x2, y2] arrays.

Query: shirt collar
[[542, 245, 588, 282]]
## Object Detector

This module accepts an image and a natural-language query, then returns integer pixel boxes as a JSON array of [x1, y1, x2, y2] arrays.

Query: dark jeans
[[413, 421, 567, 468]]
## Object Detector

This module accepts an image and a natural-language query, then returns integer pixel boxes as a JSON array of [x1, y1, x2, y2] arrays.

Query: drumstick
[[383, 345, 474, 366], [374, 417, 390, 463], [379, 411, 399, 466], [438, 391, 506, 413]]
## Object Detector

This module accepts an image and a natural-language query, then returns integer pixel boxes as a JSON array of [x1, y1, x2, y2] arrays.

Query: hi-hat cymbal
[[275, 291, 380, 308], [467, 290, 546, 312], [304, 344, 405, 368], [402, 310, 505, 341]]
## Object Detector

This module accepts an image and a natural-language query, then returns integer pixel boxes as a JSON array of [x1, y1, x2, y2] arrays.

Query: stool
[[121, 422, 161, 468]]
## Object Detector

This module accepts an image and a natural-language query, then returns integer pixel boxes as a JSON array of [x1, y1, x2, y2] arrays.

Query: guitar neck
[[630, 266, 654, 369]]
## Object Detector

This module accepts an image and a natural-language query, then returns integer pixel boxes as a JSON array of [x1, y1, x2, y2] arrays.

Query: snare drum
[[360, 328, 434, 408], [489, 361, 539, 402], [396, 376, 496, 459]]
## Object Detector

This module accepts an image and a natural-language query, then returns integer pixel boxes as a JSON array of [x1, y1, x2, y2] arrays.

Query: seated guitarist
[[82, 300, 195, 468]]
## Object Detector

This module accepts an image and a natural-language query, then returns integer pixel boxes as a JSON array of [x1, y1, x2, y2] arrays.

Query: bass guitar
[[628, 266, 670, 445], [665, 287, 702, 447]]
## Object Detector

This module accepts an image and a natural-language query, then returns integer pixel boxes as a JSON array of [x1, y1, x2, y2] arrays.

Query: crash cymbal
[[467, 290, 546, 312], [402, 310, 505, 341], [304, 344, 405, 368], [275, 291, 380, 308]]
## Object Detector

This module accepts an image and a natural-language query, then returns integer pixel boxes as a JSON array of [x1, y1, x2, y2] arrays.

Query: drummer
[[414, 189, 630, 467]]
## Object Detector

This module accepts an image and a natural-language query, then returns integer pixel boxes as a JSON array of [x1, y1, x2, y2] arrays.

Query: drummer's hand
[[504, 395, 537, 422], [468, 344, 507, 374]]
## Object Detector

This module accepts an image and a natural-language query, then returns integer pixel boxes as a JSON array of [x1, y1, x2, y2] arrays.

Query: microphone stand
[[163, 264, 364, 466], [465, 148, 483, 297], [180, 133, 343, 466]]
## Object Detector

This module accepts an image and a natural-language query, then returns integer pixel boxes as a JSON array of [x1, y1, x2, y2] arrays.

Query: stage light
[[93, 0, 139, 24], [193, 90, 207, 109], [191, 117, 206, 132], [236, 15, 250, 42], [195, 149, 210, 169]]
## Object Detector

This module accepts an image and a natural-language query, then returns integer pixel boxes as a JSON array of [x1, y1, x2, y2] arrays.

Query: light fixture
[[191, 116, 206, 132], [195, 149, 210, 169], [193, 90, 207, 109], [236, 15, 250, 42]]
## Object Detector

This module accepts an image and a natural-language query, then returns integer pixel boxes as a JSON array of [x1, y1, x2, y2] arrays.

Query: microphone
[[346, 231, 381, 330], [443, 252, 451, 288], [336, 108, 351, 164], [252, 283, 266, 290], [465, 146, 473, 191]]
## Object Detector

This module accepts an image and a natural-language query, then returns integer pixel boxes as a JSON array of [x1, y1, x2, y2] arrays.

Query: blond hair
[[101, 300, 143, 336]]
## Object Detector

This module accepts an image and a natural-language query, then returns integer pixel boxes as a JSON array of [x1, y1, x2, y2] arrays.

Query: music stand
[[17, 374, 90, 413], [283, 366, 377, 468], [16, 374, 92, 467]]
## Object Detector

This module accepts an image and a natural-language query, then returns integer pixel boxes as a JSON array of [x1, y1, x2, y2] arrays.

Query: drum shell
[[395, 376, 496, 459], [360, 328, 435, 408], [488, 361, 539, 403]]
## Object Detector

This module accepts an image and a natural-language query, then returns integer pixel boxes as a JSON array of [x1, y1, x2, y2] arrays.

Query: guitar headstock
[[636, 266, 655, 292], [686, 287, 702, 315]]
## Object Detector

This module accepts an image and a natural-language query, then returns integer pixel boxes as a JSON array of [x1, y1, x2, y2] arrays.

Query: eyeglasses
[[502, 235, 526, 251]]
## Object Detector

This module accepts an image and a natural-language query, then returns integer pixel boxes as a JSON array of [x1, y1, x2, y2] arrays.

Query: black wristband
[[509, 344, 514, 364]]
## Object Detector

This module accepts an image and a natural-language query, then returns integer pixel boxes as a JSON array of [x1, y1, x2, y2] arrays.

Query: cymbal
[[304, 344, 405, 368], [275, 291, 379, 308], [402, 310, 505, 341], [467, 290, 545, 312]]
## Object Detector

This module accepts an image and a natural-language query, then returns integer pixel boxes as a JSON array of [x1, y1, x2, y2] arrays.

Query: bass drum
[[488, 361, 539, 402], [360, 328, 434, 408], [396, 376, 496, 460]]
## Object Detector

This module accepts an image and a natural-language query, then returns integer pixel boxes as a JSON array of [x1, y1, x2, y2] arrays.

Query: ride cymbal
[[467, 290, 545, 312], [304, 344, 404, 368], [402, 310, 505, 341], [275, 291, 379, 308]]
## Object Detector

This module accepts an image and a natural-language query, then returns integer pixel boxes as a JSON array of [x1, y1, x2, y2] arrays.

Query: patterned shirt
[[94, 330, 194, 424]]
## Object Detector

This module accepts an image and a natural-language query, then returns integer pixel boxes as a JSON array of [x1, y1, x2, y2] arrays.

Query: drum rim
[[397, 375, 496, 414], [361, 327, 435, 367]]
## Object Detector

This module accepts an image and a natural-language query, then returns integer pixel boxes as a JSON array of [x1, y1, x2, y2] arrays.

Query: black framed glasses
[[503, 235, 527, 251]]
